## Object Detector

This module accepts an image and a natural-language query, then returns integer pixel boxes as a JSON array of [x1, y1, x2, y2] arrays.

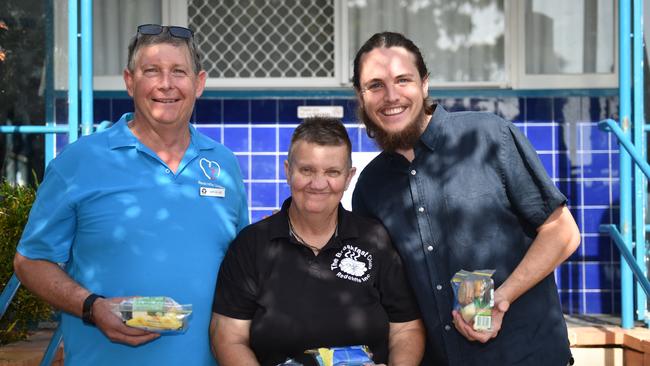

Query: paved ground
[[2, 317, 650, 366], [0, 330, 62, 366]]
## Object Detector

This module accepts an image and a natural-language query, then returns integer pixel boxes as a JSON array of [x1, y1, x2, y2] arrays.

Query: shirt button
[[427, 245, 434, 251], [418, 207, 425, 213], [410, 169, 417, 175], [165, 169, 170, 173], [436, 284, 442, 290], [444, 325, 451, 331]]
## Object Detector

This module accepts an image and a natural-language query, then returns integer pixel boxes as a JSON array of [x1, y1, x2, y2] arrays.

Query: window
[[54, 0, 616, 90], [512, 0, 617, 88], [190, 0, 340, 88], [54, 0, 185, 90], [93, 0, 162, 77], [347, 0, 507, 87]]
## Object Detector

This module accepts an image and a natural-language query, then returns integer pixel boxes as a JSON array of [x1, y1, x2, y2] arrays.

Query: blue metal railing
[[0, 275, 20, 319], [0, 0, 96, 364], [0, 0, 643, 364], [632, 0, 647, 319], [601, 225, 650, 297], [599, 118, 650, 305], [599, 119, 650, 178], [618, 0, 634, 329], [599, 0, 648, 329], [39, 327, 63, 366], [80, 0, 93, 136]]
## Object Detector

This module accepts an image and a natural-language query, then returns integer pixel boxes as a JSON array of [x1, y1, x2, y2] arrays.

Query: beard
[[361, 106, 427, 152]]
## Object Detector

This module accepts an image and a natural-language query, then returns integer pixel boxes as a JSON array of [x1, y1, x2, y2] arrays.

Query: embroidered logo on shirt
[[331, 244, 373, 283], [199, 158, 221, 180]]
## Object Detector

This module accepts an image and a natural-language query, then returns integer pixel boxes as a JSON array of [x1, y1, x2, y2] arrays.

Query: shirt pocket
[[443, 191, 498, 250]]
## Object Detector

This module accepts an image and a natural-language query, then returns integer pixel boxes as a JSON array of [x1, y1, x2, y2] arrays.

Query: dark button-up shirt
[[214, 198, 420, 366], [352, 106, 570, 366]]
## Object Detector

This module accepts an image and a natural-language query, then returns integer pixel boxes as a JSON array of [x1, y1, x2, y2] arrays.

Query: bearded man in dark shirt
[[351, 32, 580, 366]]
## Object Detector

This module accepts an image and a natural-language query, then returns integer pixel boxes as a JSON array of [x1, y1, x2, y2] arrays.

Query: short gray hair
[[126, 27, 203, 74], [288, 117, 352, 168]]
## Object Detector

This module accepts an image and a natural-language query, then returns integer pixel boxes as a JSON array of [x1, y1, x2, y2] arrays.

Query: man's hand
[[452, 206, 580, 344], [452, 290, 510, 343], [92, 297, 160, 346]]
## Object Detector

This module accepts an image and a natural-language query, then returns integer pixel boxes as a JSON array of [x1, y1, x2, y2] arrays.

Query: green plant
[[0, 179, 52, 345]]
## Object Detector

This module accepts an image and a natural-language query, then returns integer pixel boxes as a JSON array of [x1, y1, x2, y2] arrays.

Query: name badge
[[200, 186, 225, 198]]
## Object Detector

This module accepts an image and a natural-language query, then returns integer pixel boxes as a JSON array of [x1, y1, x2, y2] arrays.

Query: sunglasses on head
[[137, 24, 194, 39]]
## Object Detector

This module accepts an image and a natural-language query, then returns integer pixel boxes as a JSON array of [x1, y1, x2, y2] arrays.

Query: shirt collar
[[268, 197, 360, 244], [378, 104, 448, 163], [106, 113, 137, 149], [419, 104, 448, 152], [107, 112, 219, 151]]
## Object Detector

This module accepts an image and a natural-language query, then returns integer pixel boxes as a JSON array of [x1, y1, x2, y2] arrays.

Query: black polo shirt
[[352, 106, 570, 366], [213, 198, 420, 366]]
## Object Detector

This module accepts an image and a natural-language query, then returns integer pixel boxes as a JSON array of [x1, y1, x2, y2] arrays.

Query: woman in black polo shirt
[[210, 117, 424, 366]]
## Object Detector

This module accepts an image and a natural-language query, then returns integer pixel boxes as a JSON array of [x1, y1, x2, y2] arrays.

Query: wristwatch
[[82, 293, 105, 325]]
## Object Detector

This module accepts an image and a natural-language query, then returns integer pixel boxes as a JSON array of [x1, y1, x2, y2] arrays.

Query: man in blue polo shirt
[[351, 32, 580, 366], [13, 24, 248, 365]]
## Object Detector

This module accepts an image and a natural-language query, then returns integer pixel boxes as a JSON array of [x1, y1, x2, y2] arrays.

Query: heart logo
[[199, 158, 221, 180]]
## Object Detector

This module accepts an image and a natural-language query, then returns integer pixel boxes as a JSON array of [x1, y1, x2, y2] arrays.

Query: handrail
[[0, 126, 71, 134], [599, 119, 650, 178], [601, 224, 650, 296], [0, 274, 20, 319], [617, 0, 634, 329], [67, 0, 79, 143], [39, 326, 63, 366], [80, 0, 93, 136], [618, 0, 634, 329], [632, 0, 647, 321], [0, 1, 95, 364]]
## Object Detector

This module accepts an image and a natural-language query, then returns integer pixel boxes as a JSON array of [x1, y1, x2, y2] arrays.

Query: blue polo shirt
[[352, 106, 570, 366], [18, 113, 249, 366]]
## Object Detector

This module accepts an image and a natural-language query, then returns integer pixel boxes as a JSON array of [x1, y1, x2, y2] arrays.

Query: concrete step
[[567, 315, 650, 366]]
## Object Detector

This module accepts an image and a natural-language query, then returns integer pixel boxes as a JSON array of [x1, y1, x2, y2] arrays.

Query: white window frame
[[88, 0, 617, 91], [509, 0, 618, 89], [91, 0, 186, 90]]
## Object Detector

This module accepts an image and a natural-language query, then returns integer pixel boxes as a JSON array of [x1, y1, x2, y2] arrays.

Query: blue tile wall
[[251, 155, 276, 180], [55, 93, 620, 316], [525, 97, 553, 122], [223, 127, 249, 152], [278, 127, 294, 153], [194, 99, 221, 123], [251, 182, 277, 207], [278, 99, 304, 124], [278, 153, 288, 180], [196, 126, 222, 142], [538, 154, 554, 178], [112, 99, 134, 120], [251, 127, 277, 152], [223, 100, 249, 123], [251, 100, 278, 124], [94, 99, 111, 122]]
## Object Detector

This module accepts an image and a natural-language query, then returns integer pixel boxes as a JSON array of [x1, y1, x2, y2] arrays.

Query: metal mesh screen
[[188, 0, 335, 78]]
